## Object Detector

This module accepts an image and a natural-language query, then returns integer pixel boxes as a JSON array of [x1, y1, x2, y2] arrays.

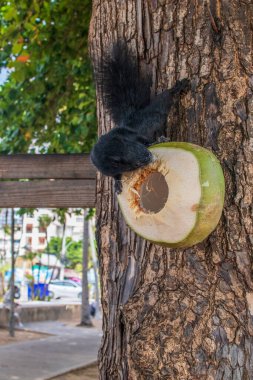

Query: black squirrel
[[91, 42, 190, 193]]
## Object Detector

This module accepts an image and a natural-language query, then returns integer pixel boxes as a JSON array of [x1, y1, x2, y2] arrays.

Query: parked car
[[65, 276, 81, 286], [48, 280, 82, 300]]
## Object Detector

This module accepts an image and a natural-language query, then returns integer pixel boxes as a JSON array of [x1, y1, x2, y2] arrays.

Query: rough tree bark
[[89, 1, 253, 379]]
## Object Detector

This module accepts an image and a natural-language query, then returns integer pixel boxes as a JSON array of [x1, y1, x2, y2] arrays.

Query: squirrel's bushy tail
[[94, 41, 152, 125]]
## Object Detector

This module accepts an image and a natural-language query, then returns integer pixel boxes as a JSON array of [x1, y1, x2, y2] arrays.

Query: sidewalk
[[0, 320, 102, 380]]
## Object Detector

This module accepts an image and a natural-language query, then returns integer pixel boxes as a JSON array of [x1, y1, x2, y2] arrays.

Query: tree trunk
[[89, 217, 101, 315], [59, 220, 66, 280], [89, 1, 253, 379], [9, 209, 15, 337], [80, 210, 93, 326]]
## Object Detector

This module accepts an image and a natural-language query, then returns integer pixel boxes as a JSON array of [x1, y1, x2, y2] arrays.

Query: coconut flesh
[[117, 142, 225, 248]]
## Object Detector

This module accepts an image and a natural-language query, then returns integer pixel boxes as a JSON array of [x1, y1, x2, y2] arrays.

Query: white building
[[0, 210, 23, 261], [0, 208, 84, 260]]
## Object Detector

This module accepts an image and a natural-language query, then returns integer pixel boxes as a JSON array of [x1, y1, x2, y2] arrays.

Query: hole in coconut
[[139, 171, 168, 213]]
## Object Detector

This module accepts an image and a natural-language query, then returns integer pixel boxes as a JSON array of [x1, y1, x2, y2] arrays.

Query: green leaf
[[12, 42, 23, 55], [4, 7, 17, 21], [0, 0, 96, 155], [12, 69, 26, 82]]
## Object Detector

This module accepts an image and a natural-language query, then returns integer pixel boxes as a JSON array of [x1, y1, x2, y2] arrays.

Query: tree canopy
[[0, 0, 96, 154]]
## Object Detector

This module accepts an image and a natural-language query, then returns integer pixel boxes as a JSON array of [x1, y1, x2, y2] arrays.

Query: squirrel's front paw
[[157, 136, 171, 143], [174, 79, 190, 93]]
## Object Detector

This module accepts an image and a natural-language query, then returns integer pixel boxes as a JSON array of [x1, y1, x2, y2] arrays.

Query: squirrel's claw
[[114, 177, 123, 194], [157, 136, 171, 143]]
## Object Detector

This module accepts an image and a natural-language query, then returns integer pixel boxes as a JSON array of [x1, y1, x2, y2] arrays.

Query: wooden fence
[[0, 154, 96, 208]]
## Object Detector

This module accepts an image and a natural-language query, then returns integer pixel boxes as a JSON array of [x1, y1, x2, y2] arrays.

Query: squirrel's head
[[91, 129, 152, 177]]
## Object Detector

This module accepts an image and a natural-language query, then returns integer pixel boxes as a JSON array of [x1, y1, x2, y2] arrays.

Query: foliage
[[16, 208, 38, 217], [38, 214, 53, 231], [22, 250, 39, 263], [0, 261, 10, 295], [46, 236, 84, 269], [3, 224, 11, 235], [52, 208, 72, 225], [47, 236, 61, 258], [65, 237, 82, 269], [0, 1, 96, 298], [24, 273, 33, 282], [0, 0, 96, 154], [85, 208, 95, 220]]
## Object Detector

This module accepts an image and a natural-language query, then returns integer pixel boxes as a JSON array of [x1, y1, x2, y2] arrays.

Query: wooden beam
[[0, 180, 96, 208], [0, 154, 96, 179]]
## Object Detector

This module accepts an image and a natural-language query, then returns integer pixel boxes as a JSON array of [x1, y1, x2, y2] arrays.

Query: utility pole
[[9, 208, 15, 337]]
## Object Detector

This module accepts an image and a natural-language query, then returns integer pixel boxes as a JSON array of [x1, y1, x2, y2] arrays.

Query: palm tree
[[53, 208, 71, 279], [38, 215, 53, 298]]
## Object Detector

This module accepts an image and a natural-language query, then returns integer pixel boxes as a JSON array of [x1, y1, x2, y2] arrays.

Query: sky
[[0, 68, 9, 85]]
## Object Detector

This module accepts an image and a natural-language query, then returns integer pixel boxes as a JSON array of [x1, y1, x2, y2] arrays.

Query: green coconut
[[117, 142, 225, 248]]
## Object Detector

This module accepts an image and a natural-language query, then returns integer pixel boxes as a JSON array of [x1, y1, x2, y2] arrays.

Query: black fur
[[91, 42, 189, 193]]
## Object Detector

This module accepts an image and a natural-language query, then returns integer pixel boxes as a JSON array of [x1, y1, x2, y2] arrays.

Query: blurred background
[[0, 1, 101, 379]]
